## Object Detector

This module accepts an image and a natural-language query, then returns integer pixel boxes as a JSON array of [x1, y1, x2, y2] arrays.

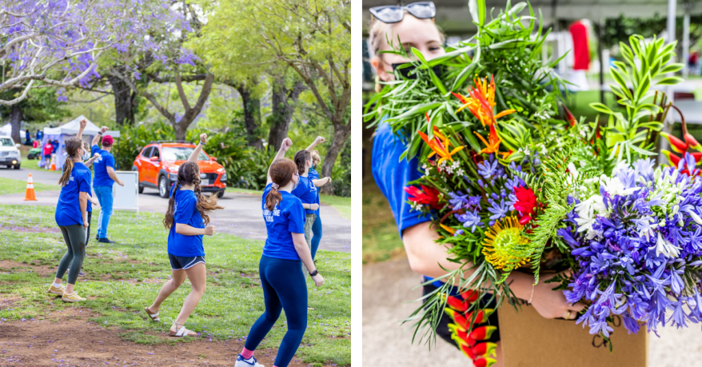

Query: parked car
[[0, 136, 21, 169], [132, 142, 227, 198]]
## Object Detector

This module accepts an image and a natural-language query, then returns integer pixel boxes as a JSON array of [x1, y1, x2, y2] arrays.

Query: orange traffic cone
[[24, 173, 37, 201], [49, 154, 56, 171]]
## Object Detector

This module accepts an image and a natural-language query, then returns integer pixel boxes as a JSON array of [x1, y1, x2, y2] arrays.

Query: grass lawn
[[0, 176, 57, 196], [21, 158, 61, 173], [0, 204, 351, 366], [229, 188, 351, 220]]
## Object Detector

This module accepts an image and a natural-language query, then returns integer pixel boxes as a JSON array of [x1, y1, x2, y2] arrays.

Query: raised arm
[[77, 119, 87, 140], [306, 136, 325, 152], [266, 138, 293, 185], [189, 134, 207, 163], [92, 126, 108, 146], [312, 177, 331, 187]]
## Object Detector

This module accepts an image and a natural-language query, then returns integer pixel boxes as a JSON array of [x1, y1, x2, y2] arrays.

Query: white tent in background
[[40, 115, 120, 169], [0, 124, 26, 140]]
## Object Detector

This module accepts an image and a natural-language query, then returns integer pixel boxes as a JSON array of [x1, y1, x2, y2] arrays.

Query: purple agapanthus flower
[[563, 157, 702, 336]]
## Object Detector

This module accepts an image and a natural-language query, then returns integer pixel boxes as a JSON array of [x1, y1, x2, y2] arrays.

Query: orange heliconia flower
[[418, 124, 465, 164], [474, 124, 509, 158], [454, 76, 516, 127]]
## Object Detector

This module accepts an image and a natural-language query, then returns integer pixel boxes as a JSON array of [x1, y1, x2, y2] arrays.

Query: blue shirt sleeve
[[174, 194, 197, 225], [287, 200, 306, 234], [371, 122, 432, 238], [91, 145, 101, 157]]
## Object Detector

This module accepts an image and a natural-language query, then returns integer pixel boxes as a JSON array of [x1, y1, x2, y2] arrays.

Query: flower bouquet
[[365, 0, 697, 364]]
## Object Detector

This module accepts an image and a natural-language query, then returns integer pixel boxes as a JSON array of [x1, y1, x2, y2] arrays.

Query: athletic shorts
[[422, 282, 501, 348], [168, 254, 205, 270]]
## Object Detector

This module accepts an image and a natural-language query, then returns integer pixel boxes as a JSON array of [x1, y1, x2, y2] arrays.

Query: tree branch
[[174, 72, 191, 111]]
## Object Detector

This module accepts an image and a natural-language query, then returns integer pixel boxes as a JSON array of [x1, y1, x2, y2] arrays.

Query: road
[[0, 167, 350, 252], [364, 258, 702, 367]]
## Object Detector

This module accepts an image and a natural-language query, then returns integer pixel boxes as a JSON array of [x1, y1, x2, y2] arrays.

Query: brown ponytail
[[163, 161, 223, 229], [266, 158, 297, 211], [58, 138, 83, 186], [293, 150, 310, 175]]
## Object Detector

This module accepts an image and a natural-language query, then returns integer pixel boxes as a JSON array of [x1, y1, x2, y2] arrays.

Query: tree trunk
[[320, 117, 351, 194], [267, 79, 305, 152], [174, 121, 188, 142], [108, 68, 136, 126], [235, 84, 263, 149], [10, 104, 22, 143], [172, 73, 216, 142]]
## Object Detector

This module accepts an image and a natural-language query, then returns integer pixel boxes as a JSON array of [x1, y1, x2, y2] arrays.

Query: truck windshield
[[0, 138, 14, 147]]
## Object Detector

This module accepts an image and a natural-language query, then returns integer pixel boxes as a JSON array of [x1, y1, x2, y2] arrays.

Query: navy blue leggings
[[311, 214, 322, 259], [244, 255, 308, 367]]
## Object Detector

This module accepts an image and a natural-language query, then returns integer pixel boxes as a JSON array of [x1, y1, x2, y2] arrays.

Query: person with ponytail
[[143, 133, 223, 337], [292, 136, 332, 256], [235, 137, 324, 367], [48, 136, 93, 302]]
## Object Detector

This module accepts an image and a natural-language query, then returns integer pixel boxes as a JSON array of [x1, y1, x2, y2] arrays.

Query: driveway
[[363, 259, 702, 367], [0, 167, 350, 252]]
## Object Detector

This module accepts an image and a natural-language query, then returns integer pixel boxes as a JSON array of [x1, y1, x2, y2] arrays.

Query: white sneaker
[[235, 354, 264, 367]]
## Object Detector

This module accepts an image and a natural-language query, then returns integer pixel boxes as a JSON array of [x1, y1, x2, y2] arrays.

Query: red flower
[[513, 186, 537, 225], [404, 185, 444, 210]]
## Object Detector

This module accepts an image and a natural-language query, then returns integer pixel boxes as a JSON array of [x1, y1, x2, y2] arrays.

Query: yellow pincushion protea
[[481, 216, 530, 270]]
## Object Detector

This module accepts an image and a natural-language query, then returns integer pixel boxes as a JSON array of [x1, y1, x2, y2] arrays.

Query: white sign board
[[112, 171, 139, 212]]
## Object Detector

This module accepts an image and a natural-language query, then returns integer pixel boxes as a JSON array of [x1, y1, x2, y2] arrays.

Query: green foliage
[[365, 0, 567, 160], [111, 121, 175, 170], [0, 87, 71, 124], [330, 138, 351, 197], [590, 35, 683, 163]]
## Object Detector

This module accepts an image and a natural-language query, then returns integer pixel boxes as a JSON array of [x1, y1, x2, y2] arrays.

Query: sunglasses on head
[[369, 1, 436, 24]]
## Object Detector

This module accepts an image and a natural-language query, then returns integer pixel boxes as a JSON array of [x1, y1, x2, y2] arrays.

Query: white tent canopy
[[43, 115, 120, 138], [0, 124, 26, 139]]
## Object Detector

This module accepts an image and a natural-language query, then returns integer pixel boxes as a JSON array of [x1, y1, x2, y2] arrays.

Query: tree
[[0, 0, 196, 106], [194, 0, 351, 193], [0, 87, 70, 142]]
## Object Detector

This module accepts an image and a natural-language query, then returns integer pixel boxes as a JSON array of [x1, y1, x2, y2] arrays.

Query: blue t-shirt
[[91, 144, 115, 187], [262, 183, 306, 260], [167, 189, 205, 257], [309, 167, 321, 216], [372, 121, 451, 289], [292, 174, 318, 215], [55, 162, 92, 227], [62, 161, 92, 213]]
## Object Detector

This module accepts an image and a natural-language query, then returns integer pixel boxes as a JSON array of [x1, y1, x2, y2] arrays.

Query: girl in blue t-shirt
[[143, 134, 223, 338], [291, 137, 332, 255], [47, 138, 93, 303], [235, 138, 324, 367]]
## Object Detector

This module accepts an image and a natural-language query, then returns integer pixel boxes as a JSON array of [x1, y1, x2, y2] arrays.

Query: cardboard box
[[498, 302, 648, 367]]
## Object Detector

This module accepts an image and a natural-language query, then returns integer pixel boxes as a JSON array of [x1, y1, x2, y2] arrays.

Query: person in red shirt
[[43, 141, 53, 167]]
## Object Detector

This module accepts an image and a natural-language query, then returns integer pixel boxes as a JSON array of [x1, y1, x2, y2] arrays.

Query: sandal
[[144, 306, 160, 322], [169, 322, 197, 337]]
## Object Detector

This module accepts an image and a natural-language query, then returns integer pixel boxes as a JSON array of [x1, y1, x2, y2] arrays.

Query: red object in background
[[43, 142, 52, 156], [133, 142, 226, 199], [570, 21, 590, 71], [32, 140, 39, 148]]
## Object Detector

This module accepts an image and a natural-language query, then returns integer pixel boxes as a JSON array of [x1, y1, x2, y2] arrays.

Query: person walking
[[91, 126, 124, 243], [47, 137, 92, 302], [235, 138, 324, 367], [143, 134, 223, 337]]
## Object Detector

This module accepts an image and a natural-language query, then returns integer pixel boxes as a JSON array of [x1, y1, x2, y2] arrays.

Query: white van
[[0, 136, 21, 169]]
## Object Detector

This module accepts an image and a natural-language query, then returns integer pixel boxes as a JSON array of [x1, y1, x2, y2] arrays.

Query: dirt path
[[0, 307, 324, 367], [363, 259, 702, 367]]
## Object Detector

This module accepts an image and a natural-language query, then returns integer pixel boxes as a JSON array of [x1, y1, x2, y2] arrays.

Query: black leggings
[[56, 224, 86, 284], [422, 282, 501, 347]]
